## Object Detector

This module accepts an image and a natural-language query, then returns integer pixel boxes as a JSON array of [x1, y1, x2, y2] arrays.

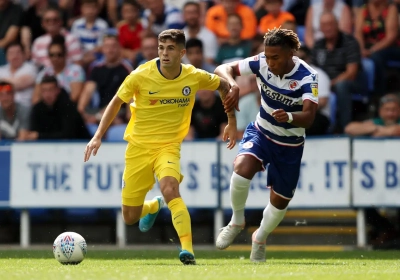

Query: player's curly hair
[[263, 28, 301, 52]]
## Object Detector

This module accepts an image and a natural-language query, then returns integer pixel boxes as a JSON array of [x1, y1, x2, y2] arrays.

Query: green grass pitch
[[1, 249, 400, 280]]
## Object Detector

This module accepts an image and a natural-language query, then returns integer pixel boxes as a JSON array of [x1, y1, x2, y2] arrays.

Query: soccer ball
[[53, 232, 87, 265]]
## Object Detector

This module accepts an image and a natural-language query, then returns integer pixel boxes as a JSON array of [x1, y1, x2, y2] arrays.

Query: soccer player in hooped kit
[[214, 28, 319, 262], [84, 29, 239, 265]]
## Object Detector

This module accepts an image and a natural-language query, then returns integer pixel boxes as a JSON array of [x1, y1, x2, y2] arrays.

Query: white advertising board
[[10, 142, 217, 208], [220, 138, 351, 208], [353, 139, 400, 207]]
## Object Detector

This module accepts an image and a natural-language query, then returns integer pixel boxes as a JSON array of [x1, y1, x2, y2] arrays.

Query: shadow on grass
[[1, 250, 400, 260]]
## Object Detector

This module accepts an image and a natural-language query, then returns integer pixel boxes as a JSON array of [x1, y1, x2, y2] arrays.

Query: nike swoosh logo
[[168, 161, 175, 164], [174, 214, 183, 220], [149, 91, 160, 95]]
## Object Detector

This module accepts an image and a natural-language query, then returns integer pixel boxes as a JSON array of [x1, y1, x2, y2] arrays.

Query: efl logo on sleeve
[[311, 83, 318, 97]]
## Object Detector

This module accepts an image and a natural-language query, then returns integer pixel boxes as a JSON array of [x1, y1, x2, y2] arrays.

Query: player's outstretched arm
[[217, 78, 237, 149], [84, 95, 125, 162], [215, 62, 240, 112], [272, 100, 318, 129]]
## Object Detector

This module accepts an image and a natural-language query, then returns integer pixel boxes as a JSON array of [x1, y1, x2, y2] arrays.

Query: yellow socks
[[168, 197, 193, 254], [140, 198, 160, 218]]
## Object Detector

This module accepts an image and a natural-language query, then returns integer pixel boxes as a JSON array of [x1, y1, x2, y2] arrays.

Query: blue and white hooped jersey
[[238, 53, 318, 146]]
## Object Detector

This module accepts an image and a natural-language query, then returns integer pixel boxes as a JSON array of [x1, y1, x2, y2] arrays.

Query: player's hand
[[272, 109, 289, 123], [84, 136, 102, 162], [224, 85, 240, 113], [223, 123, 237, 150]]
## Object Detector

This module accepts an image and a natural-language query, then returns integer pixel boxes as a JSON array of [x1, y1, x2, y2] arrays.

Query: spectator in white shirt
[[31, 7, 83, 68], [183, 1, 218, 64], [0, 42, 37, 108]]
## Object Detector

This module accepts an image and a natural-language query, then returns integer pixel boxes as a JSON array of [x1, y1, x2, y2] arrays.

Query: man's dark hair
[[122, 0, 142, 10], [43, 6, 62, 19], [81, 0, 98, 5], [5, 41, 24, 54], [186, 38, 203, 51], [183, 1, 200, 10], [40, 75, 59, 86], [228, 13, 243, 26], [299, 45, 311, 57], [263, 28, 301, 52], [49, 34, 67, 55], [158, 29, 186, 48]]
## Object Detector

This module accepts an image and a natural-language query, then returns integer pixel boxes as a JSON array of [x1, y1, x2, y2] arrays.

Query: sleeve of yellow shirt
[[196, 69, 221, 91], [117, 72, 139, 103]]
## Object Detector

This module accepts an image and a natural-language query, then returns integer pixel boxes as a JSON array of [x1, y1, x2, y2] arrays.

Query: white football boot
[[250, 229, 266, 262], [215, 223, 244, 250]]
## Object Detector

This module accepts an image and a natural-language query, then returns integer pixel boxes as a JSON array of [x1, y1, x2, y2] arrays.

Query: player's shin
[[230, 172, 251, 226], [255, 202, 287, 242], [168, 198, 193, 254]]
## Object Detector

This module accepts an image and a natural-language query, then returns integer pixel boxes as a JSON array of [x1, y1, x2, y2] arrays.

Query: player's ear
[[180, 48, 186, 59]]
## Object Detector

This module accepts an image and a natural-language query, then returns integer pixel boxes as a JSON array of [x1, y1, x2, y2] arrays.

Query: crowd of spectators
[[0, 0, 400, 141]]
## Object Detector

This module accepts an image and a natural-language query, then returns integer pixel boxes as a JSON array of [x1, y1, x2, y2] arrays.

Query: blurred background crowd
[[1, 0, 400, 142]]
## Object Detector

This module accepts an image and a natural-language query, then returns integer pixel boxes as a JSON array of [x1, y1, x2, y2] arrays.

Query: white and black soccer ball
[[53, 232, 87, 265]]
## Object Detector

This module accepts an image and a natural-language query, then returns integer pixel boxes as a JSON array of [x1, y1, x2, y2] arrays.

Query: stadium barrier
[[1, 137, 400, 248]]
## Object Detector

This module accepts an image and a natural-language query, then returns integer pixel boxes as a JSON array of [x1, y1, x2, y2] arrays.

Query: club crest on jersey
[[243, 142, 253, 149], [288, 80, 298, 90], [311, 83, 318, 97], [182, 86, 191, 96]]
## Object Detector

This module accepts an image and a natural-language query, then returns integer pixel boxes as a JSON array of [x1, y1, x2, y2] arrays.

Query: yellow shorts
[[121, 142, 183, 206]]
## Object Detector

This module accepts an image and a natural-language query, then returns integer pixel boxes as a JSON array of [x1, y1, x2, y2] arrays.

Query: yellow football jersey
[[117, 59, 221, 148]]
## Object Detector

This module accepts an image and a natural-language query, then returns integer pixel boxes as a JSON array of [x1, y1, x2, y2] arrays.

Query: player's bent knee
[[270, 191, 290, 210], [234, 155, 261, 180], [159, 176, 180, 203], [122, 205, 142, 225]]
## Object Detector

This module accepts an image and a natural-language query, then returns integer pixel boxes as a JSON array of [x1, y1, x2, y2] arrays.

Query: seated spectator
[[0, 0, 24, 66], [134, 35, 158, 67], [236, 75, 259, 139], [185, 39, 215, 73], [305, 0, 352, 48], [345, 94, 400, 137], [117, 0, 143, 63], [71, 0, 109, 67], [78, 35, 132, 124], [354, 0, 400, 95], [186, 90, 228, 140], [24, 75, 90, 140], [31, 7, 83, 68], [0, 43, 37, 108], [33, 36, 85, 104], [183, 1, 218, 64], [142, 0, 185, 36], [281, 20, 297, 33], [214, 14, 252, 65], [21, 0, 60, 60], [258, 0, 295, 34], [255, 0, 310, 26], [311, 12, 367, 132], [205, 0, 257, 41], [0, 81, 29, 140], [297, 45, 331, 135]]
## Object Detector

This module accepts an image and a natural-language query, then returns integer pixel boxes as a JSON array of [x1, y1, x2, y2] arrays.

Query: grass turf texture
[[1, 250, 400, 280]]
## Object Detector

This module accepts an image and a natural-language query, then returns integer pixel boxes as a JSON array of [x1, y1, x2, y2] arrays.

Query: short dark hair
[[5, 42, 24, 54], [186, 38, 203, 51], [43, 6, 62, 19], [40, 75, 59, 86], [299, 45, 311, 57], [183, 1, 200, 10], [81, 0, 98, 5], [48, 34, 67, 55], [263, 27, 301, 52], [122, 0, 141, 10], [158, 29, 186, 48]]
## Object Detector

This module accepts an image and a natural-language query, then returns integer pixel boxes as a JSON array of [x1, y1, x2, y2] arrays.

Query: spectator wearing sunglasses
[[31, 7, 83, 68], [32, 35, 85, 104]]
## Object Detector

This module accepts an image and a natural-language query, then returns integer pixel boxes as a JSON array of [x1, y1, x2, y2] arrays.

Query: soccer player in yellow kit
[[83, 29, 239, 265]]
